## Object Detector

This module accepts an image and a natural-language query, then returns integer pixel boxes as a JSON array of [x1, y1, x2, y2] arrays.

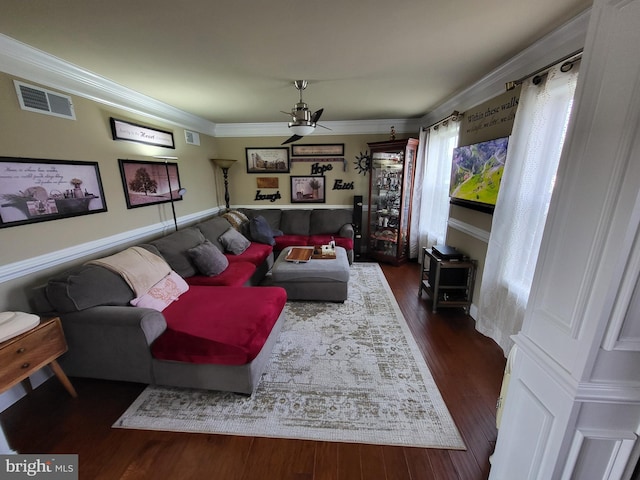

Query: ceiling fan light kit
[[282, 80, 325, 144]]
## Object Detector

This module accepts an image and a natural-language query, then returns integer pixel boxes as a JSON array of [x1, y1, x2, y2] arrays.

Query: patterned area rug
[[114, 263, 465, 449]]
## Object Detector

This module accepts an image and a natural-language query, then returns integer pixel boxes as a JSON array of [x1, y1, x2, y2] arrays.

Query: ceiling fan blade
[[281, 134, 304, 145], [311, 108, 324, 123], [316, 123, 332, 131]]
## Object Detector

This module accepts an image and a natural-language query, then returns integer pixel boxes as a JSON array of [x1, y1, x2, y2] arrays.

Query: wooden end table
[[0, 317, 77, 398]]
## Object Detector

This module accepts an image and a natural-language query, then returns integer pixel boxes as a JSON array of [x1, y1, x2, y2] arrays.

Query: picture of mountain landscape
[[450, 136, 509, 208]]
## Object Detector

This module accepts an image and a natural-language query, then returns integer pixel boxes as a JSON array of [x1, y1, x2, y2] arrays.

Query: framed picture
[[110, 117, 175, 149], [291, 143, 344, 157], [245, 147, 290, 173], [0, 157, 107, 228], [118, 159, 183, 209], [290, 176, 326, 203], [256, 177, 279, 188]]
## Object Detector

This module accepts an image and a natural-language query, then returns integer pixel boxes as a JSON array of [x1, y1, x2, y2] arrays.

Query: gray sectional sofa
[[30, 208, 355, 394], [238, 208, 355, 264]]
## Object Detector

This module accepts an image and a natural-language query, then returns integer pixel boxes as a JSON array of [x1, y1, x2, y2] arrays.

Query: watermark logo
[[0, 455, 77, 479]]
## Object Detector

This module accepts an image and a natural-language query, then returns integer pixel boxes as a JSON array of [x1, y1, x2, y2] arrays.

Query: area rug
[[114, 263, 465, 449]]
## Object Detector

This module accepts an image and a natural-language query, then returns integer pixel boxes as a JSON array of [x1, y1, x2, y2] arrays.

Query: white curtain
[[476, 62, 580, 354], [409, 120, 460, 259]]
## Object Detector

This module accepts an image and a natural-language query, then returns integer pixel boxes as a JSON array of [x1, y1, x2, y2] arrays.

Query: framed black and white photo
[[290, 176, 326, 203], [0, 157, 107, 228], [118, 159, 183, 209], [245, 147, 290, 173]]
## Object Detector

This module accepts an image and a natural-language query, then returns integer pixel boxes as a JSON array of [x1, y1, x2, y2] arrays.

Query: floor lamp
[[212, 158, 237, 210]]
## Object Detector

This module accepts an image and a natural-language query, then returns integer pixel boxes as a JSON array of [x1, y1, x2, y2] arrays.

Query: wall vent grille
[[184, 130, 200, 145], [14, 81, 76, 120]]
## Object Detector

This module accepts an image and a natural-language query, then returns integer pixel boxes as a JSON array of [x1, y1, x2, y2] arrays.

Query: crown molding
[[421, 8, 591, 126], [214, 118, 422, 138], [0, 34, 217, 135], [0, 33, 421, 138], [1, 8, 590, 139]]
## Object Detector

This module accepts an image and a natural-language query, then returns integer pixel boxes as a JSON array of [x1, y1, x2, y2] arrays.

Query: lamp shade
[[212, 158, 238, 169], [289, 123, 315, 136]]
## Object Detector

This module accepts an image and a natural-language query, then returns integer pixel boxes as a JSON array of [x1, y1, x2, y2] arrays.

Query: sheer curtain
[[409, 120, 460, 259], [476, 61, 580, 354]]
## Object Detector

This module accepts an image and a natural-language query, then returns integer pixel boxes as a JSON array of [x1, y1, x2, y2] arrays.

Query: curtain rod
[[423, 110, 464, 131], [505, 49, 583, 90]]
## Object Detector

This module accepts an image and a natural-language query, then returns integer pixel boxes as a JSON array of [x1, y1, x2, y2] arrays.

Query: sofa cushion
[[224, 242, 272, 267], [185, 262, 256, 287], [149, 227, 205, 278], [130, 271, 189, 311], [274, 234, 310, 250], [241, 209, 282, 233], [309, 209, 353, 235], [280, 210, 311, 236], [249, 215, 277, 246], [195, 217, 232, 252], [45, 264, 134, 313], [219, 227, 251, 255], [188, 240, 229, 276], [308, 234, 354, 251], [151, 286, 287, 365]]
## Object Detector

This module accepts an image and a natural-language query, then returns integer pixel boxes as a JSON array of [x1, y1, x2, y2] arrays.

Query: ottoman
[[270, 246, 350, 302]]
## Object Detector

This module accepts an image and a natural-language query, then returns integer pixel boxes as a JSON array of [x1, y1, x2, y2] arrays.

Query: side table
[[419, 247, 477, 314], [0, 317, 77, 398]]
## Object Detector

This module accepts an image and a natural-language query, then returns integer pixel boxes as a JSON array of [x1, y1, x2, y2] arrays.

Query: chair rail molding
[[0, 207, 219, 284]]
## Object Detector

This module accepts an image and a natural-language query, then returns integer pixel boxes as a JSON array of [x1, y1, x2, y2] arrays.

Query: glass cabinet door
[[367, 138, 418, 265]]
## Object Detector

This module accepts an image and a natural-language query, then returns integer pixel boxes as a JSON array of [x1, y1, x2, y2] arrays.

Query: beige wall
[[0, 71, 414, 312], [214, 134, 392, 208], [0, 73, 221, 310]]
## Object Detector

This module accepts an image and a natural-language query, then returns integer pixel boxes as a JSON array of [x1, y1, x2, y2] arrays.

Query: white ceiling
[[0, 0, 591, 126]]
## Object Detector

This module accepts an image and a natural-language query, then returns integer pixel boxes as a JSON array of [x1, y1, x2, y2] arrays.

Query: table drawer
[[0, 319, 67, 388]]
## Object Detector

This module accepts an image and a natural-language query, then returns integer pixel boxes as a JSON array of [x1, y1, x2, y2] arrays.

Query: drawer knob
[[21, 363, 30, 369], [16, 348, 26, 354]]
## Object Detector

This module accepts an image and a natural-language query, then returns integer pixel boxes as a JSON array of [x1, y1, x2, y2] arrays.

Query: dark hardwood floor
[[0, 261, 506, 480]]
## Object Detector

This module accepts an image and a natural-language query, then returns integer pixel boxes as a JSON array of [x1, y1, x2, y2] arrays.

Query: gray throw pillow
[[249, 215, 276, 246], [218, 227, 251, 255], [188, 240, 229, 276]]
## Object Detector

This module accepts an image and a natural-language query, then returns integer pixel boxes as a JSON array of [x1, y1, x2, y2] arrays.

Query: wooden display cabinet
[[366, 138, 418, 265]]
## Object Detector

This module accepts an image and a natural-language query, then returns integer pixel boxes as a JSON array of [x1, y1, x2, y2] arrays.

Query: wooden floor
[[0, 261, 506, 480]]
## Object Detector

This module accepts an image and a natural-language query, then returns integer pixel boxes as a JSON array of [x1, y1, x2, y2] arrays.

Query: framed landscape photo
[[246, 147, 290, 173], [290, 176, 325, 203], [0, 157, 107, 228], [118, 159, 183, 209]]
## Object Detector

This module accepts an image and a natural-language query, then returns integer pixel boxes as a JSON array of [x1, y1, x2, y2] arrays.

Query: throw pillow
[[249, 215, 276, 246], [130, 271, 189, 311], [219, 227, 251, 255], [188, 240, 229, 276], [222, 210, 249, 231]]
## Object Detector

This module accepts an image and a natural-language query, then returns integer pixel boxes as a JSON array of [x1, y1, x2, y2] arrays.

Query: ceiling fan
[[281, 80, 329, 145]]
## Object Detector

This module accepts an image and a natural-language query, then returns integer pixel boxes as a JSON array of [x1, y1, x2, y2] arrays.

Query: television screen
[[449, 136, 509, 213]]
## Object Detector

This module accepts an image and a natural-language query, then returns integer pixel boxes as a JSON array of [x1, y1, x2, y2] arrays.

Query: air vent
[[14, 80, 76, 120], [184, 130, 200, 146]]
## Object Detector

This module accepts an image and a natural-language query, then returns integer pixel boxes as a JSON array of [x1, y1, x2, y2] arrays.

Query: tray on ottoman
[[270, 246, 350, 302]]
